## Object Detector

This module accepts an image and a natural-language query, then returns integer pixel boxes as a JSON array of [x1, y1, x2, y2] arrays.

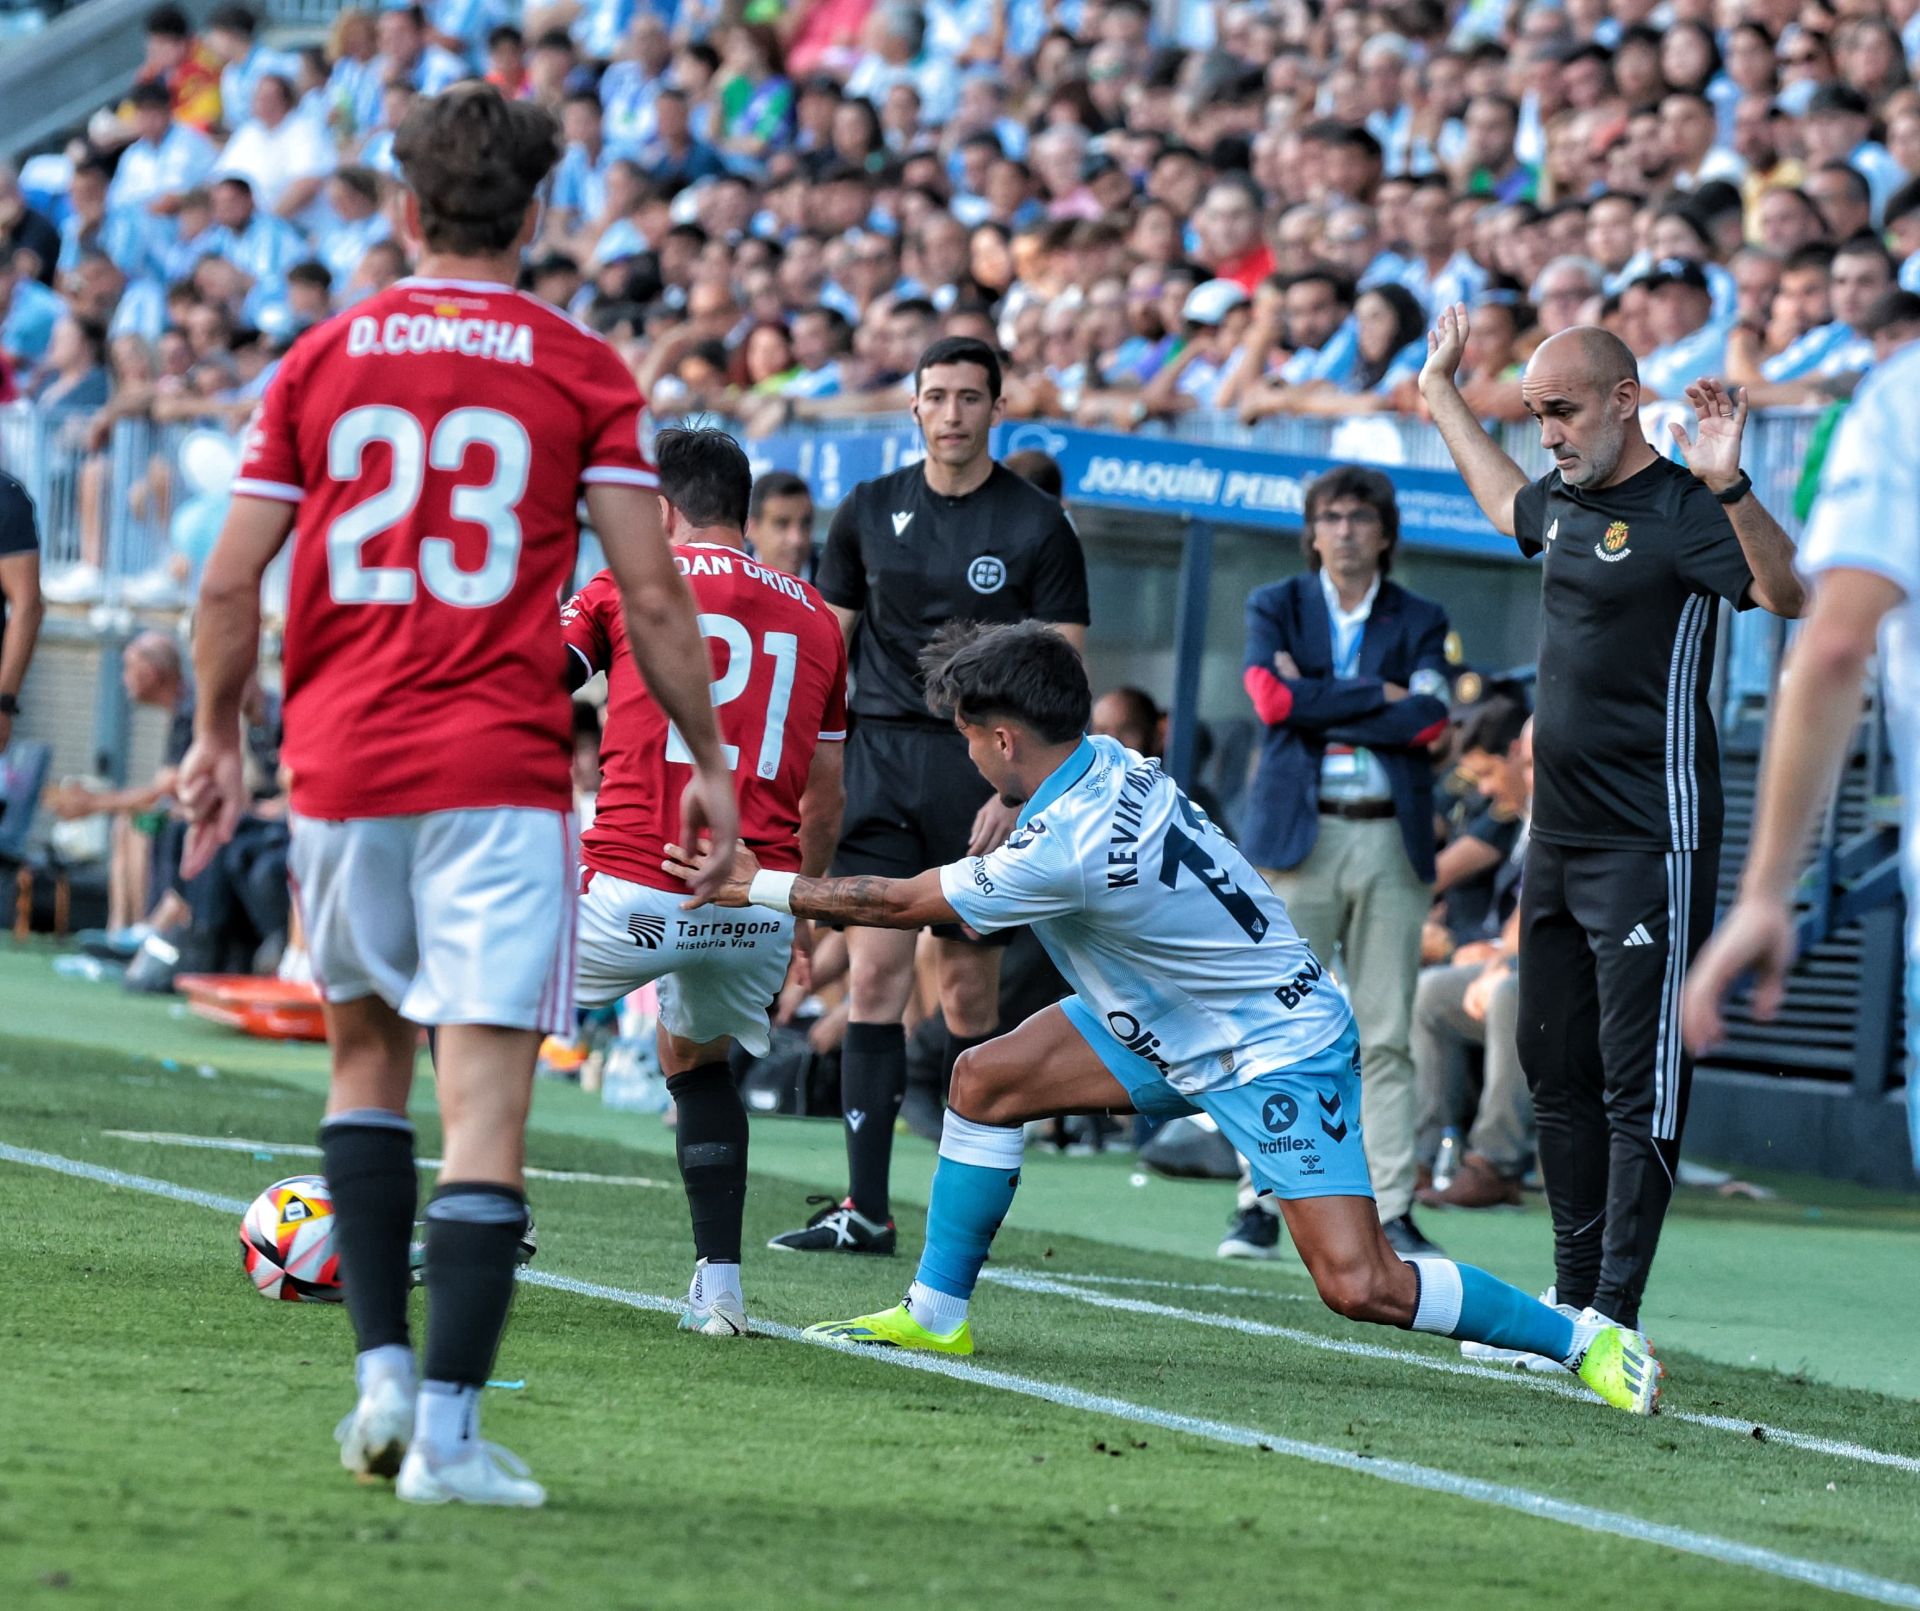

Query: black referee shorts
[[831, 717, 1013, 946], [1515, 836, 1720, 1323]]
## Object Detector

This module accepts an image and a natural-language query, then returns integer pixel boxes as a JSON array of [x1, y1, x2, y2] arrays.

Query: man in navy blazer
[[1222, 466, 1452, 1263]]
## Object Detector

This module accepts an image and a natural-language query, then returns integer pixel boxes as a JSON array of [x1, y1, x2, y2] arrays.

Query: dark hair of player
[[1301, 465, 1401, 576], [146, 3, 190, 38], [913, 335, 1002, 401], [920, 621, 1092, 745], [655, 427, 752, 531], [1458, 694, 1530, 757], [748, 469, 811, 518], [393, 85, 562, 256]]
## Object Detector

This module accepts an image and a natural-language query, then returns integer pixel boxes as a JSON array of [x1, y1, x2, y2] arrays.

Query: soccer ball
[[240, 1175, 344, 1302]]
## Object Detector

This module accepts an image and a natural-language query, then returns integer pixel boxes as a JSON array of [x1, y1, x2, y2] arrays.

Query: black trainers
[[1381, 1211, 1442, 1257], [767, 1195, 897, 1255], [1217, 1204, 1282, 1260]]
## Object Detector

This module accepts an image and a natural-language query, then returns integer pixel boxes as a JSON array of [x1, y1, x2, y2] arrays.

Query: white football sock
[[691, 1258, 742, 1308], [355, 1343, 415, 1395], [416, 1381, 480, 1456], [905, 1280, 969, 1335]]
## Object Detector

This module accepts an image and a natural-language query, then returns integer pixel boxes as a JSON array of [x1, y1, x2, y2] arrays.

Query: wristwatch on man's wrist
[[1711, 469, 1752, 504], [0, 692, 19, 716]]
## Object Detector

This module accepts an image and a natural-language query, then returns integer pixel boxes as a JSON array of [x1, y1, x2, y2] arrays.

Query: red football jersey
[[563, 543, 848, 892], [235, 277, 658, 819]]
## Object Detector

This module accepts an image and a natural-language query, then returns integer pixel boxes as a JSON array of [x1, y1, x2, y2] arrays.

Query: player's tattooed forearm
[[794, 876, 899, 925]]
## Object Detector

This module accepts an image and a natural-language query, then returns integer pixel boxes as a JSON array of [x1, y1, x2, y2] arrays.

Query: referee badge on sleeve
[[1597, 520, 1632, 562]]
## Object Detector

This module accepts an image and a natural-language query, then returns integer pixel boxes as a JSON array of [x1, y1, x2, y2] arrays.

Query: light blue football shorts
[[1060, 998, 1373, 1201]]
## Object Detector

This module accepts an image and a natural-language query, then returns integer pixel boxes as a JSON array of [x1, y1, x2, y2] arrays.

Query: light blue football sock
[[1404, 1256, 1579, 1366], [910, 1112, 1025, 1312]]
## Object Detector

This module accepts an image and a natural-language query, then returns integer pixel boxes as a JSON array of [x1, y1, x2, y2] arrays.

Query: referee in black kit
[[1419, 308, 1804, 1331], [767, 336, 1090, 1254]]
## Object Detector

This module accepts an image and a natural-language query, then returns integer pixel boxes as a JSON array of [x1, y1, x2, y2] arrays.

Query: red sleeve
[[819, 623, 848, 740], [575, 334, 659, 492], [1243, 664, 1294, 726], [560, 570, 618, 684], [233, 340, 307, 503]]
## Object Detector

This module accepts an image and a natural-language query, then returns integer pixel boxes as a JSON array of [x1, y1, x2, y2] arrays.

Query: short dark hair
[[1886, 177, 1920, 229], [128, 80, 172, 110], [1003, 449, 1062, 498], [913, 334, 1002, 400], [1835, 233, 1897, 277], [1783, 242, 1837, 276], [393, 86, 561, 255], [331, 165, 379, 206], [655, 427, 751, 531], [206, 3, 257, 36], [749, 469, 811, 517], [1458, 695, 1530, 757], [920, 621, 1091, 745], [1865, 288, 1920, 336], [286, 259, 331, 290], [145, 3, 190, 38], [1301, 465, 1400, 576]]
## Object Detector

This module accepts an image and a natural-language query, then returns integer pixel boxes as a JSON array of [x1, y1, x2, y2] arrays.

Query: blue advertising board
[[746, 420, 1516, 560]]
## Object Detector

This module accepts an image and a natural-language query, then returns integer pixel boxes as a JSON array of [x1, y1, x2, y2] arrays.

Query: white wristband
[[747, 870, 798, 914]]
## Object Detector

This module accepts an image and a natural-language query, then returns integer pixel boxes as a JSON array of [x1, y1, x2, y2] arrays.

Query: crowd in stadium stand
[[7, 0, 1920, 510]]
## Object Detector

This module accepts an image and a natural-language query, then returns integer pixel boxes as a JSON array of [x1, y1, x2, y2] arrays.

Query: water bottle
[[1433, 1127, 1462, 1194], [601, 1035, 669, 1113], [52, 955, 110, 983]]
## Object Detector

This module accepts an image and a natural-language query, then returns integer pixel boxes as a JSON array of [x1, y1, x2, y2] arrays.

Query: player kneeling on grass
[[563, 427, 848, 1335], [669, 621, 1663, 1416]]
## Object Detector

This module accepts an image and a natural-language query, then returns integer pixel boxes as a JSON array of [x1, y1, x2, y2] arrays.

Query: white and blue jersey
[[1797, 344, 1920, 1173], [938, 736, 1366, 1196], [1761, 321, 1874, 384]]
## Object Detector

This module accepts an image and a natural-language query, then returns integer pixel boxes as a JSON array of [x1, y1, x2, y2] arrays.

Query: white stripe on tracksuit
[[1655, 596, 1712, 1145]]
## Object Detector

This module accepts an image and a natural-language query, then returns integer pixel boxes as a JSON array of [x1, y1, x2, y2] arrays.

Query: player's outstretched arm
[[587, 482, 740, 901], [1682, 566, 1900, 1049], [664, 840, 961, 929], [179, 496, 295, 878], [1417, 303, 1527, 538]]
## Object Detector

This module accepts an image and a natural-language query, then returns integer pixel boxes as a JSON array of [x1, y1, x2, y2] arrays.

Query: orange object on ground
[[176, 975, 328, 1041]]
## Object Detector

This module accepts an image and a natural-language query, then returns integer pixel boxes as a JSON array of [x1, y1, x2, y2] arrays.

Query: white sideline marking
[[989, 1269, 1920, 1477], [5, 1142, 1920, 1608], [100, 1131, 670, 1189], [1042, 1272, 1311, 1301]]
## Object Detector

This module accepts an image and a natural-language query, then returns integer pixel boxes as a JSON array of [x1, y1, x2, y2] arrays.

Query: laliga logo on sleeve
[[968, 555, 1007, 594]]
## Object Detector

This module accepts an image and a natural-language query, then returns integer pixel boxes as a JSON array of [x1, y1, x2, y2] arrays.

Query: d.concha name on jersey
[[345, 312, 536, 365]]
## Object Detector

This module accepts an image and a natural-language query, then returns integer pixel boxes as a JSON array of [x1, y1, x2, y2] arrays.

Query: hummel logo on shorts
[[1622, 923, 1654, 947], [627, 914, 667, 949]]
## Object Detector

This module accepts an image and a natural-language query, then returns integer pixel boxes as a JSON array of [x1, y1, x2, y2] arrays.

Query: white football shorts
[[289, 807, 578, 1036], [574, 868, 793, 1056]]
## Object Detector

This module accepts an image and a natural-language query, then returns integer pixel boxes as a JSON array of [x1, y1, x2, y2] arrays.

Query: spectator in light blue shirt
[[600, 15, 672, 152], [0, 265, 64, 371], [551, 92, 617, 238], [355, 4, 467, 131], [1637, 257, 1732, 399], [109, 83, 218, 216], [314, 167, 390, 303], [205, 4, 301, 132], [200, 176, 306, 309], [1802, 84, 1905, 224], [59, 161, 153, 281], [1754, 237, 1893, 397]]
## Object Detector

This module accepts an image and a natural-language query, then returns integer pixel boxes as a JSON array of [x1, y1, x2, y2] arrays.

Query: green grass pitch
[[2, 943, 1919, 1610]]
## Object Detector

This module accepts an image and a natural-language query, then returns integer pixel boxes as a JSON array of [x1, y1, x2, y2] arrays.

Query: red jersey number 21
[[325, 403, 531, 609], [665, 612, 798, 779]]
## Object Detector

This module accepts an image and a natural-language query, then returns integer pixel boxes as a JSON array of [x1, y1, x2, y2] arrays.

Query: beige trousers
[[1258, 816, 1431, 1221]]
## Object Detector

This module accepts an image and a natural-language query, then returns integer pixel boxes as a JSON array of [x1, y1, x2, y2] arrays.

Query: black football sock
[[668, 1061, 749, 1265], [420, 1182, 528, 1389], [319, 1110, 417, 1355], [842, 1021, 906, 1222]]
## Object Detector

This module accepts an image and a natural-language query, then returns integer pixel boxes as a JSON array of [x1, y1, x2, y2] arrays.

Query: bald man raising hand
[[1418, 311, 1803, 1341]]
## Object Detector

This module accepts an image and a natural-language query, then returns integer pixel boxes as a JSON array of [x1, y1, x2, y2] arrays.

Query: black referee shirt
[[1513, 455, 1754, 853], [0, 470, 38, 663], [817, 461, 1090, 726]]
